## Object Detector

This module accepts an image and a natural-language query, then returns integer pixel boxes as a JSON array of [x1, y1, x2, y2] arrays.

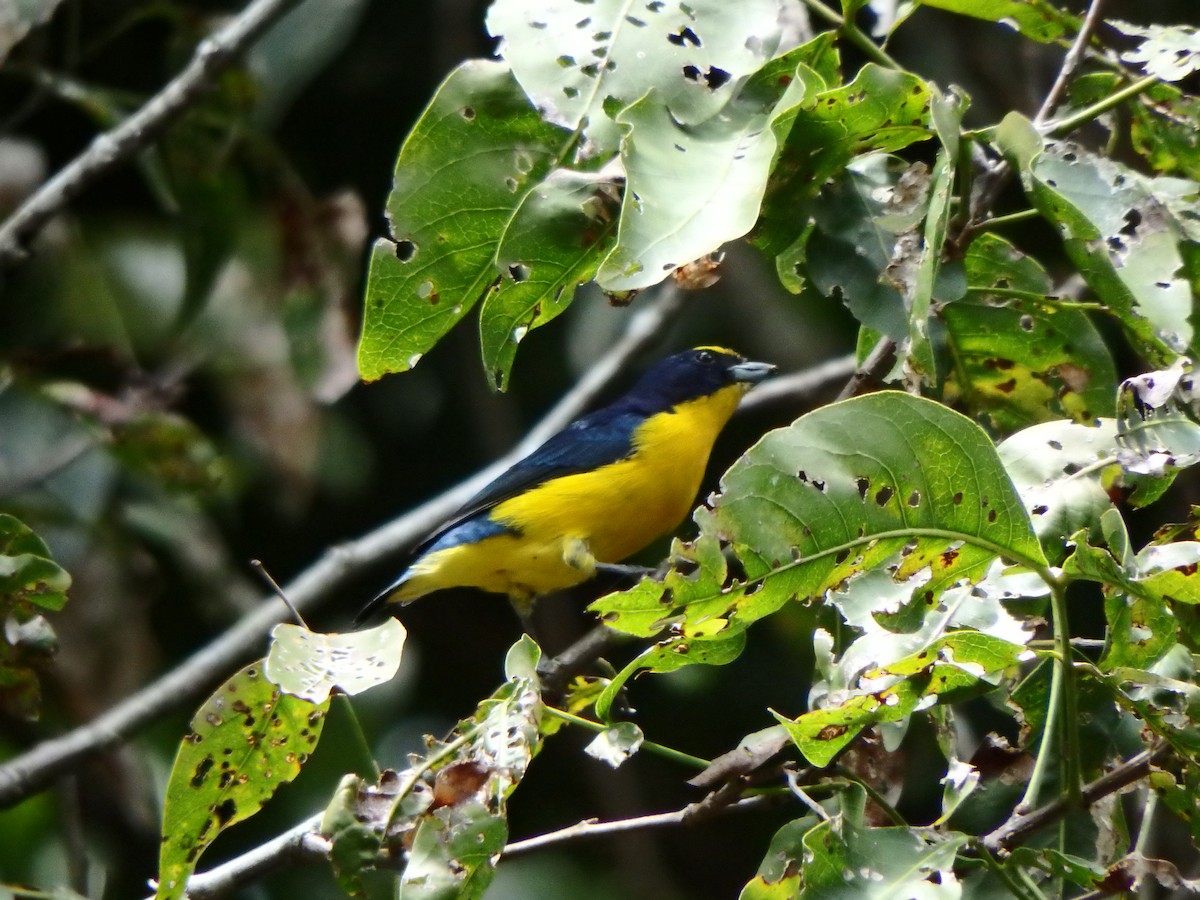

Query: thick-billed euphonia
[[363, 346, 774, 618]]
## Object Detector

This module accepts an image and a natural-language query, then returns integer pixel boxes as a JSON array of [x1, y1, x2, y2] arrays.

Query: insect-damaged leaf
[[486, 0, 783, 156], [264, 619, 406, 704], [358, 61, 570, 382], [946, 232, 1117, 431], [998, 117, 1193, 364], [913, 0, 1073, 43], [155, 662, 328, 900], [594, 47, 819, 292], [774, 632, 1027, 766], [591, 392, 1045, 699]]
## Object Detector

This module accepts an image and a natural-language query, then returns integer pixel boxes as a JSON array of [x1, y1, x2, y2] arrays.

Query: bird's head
[[625, 346, 776, 413]]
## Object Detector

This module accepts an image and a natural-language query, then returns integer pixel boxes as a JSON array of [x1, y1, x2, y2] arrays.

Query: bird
[[360, 346, 775, 623]]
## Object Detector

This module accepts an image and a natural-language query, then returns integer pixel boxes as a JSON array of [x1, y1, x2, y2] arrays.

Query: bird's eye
[[696, 350, 714, 364]]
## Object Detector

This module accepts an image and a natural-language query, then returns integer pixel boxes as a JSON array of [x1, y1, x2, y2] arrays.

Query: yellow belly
[[396, 383, 748, 602]]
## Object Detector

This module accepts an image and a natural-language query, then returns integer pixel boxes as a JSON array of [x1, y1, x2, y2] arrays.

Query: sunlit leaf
[[946, 233, 1117, 431], [1112, 20, 1200, 83], [487, 0, 784, 156], [155, 662, 329, 900], [264, 619, 407, 703], [775, 632, 1026, 766], [595, 52, 818, 292], [584, 721, 643, 768], [999, 117, 1193, 362], [358, 61, 570, 381], [914, 0, 1072, 43]]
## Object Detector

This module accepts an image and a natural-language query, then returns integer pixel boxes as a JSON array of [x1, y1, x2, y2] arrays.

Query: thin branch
[[982, 742, 1171, 854], [503, 794, 777, 858], [836, 337, 894, 402], [1033, 0, 1108, 126], [742, 352, 856, 411], [149, 813, 325, 900], [0, 287, 685, 809], [0, 0, 304, 268]]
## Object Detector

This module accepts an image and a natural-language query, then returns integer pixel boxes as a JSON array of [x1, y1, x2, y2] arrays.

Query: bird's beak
[[728, 360, 777, 385]]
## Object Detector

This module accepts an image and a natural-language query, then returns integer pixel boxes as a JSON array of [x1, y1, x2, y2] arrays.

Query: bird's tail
[[354, 573, 421, 626]]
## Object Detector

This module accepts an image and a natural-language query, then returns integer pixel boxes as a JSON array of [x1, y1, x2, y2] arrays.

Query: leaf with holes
[[391, 636, 544, 897], [594, 51, 819, 291], [480, 169, 619, 389], [997, 418, 1120, 564], [155, 662, 328, 900], [1112, 20, 1200, 83], [945, 232, 1117, 431], [358, 61, 570, 381], [1063, 538, 1181, 670], [592, 392, 1045, 691], [785, 785, 968, 891], [739, 816, 818, 900], [1116, 359, 1200, 478], [914, 0, 1072, 42], [758, 65, 934, 253], [775, 631, 1026, 766], [264, 619, 407, 704], [0, 514, 71, 719], [486, 0, 783, 156], [999, 117, 1193, 363], [791, 155, 931, 342]]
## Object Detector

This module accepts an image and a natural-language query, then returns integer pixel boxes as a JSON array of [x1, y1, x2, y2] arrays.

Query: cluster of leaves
[[5, 0, 1200, 896], [137, 0, 1200, 897]]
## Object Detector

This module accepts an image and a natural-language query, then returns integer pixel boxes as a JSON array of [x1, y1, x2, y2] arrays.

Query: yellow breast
[[493, 382, 749, 564]]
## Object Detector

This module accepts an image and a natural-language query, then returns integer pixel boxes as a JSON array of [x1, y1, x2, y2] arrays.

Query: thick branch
[[0, 0, 303, 268], [982, 742, 1171, 853], [0, 288, 685, 808]]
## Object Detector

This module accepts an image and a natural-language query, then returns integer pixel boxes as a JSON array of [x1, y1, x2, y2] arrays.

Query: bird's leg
[[562, 536, 597, 576], [594, 562, 656, 579], [508, 590, 540, 640]]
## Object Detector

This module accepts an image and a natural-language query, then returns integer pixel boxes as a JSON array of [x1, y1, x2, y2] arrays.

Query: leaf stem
[[971, 209, 1041, 230], [1043, 74, 1159, 137], [972, 841, 1042, 900], [333, 693, 380, 781], [796, 0, 901, 70], [964, 285, 1107, 311], [1015, 659, 1062, 815], [543, 706, 710, 771], [1051, 580, 1082, 806]]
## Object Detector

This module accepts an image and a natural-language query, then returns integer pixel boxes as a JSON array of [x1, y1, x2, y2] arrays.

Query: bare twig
[[982, 742, 1171, 854], [0, 287, 685, 809], [148, 812, 326, 900], [503, 793, 776, 857], [0, 0, 304, 268], [742, 352, 856, 411], [1033, 0, 1108, 126], [836, 337, 894, 402]]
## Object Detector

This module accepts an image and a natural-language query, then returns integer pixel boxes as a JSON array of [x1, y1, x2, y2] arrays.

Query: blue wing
[[426, 406, 645, 542]]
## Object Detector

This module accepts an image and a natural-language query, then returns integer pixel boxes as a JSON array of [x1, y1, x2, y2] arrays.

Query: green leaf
[[358, 61, 570, 381], [1116, 359, 1200, 477], [759, 66, 935, 253], [0, 514, 70, 614], [596, 392, 1046, 637], [738, 816, 818, 899], [795, 155, 924, 341], [0, 514, 71, 720], [155, 661, 329, 900], [946, 232, 1118, 431], [775, 632, 1026, 766], [1002, 129, 1194, 362], [583, 721, 644, 767], [1112, 20, 1200, 83], [914, 0, 1072, 43], [792, 785, 969, 895], [595, 54, 818, 292], [264, 619, 407, 703], [486, 0, 785, 156], [480, 170, 618, 389], [997, 418, 1120, 564]]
